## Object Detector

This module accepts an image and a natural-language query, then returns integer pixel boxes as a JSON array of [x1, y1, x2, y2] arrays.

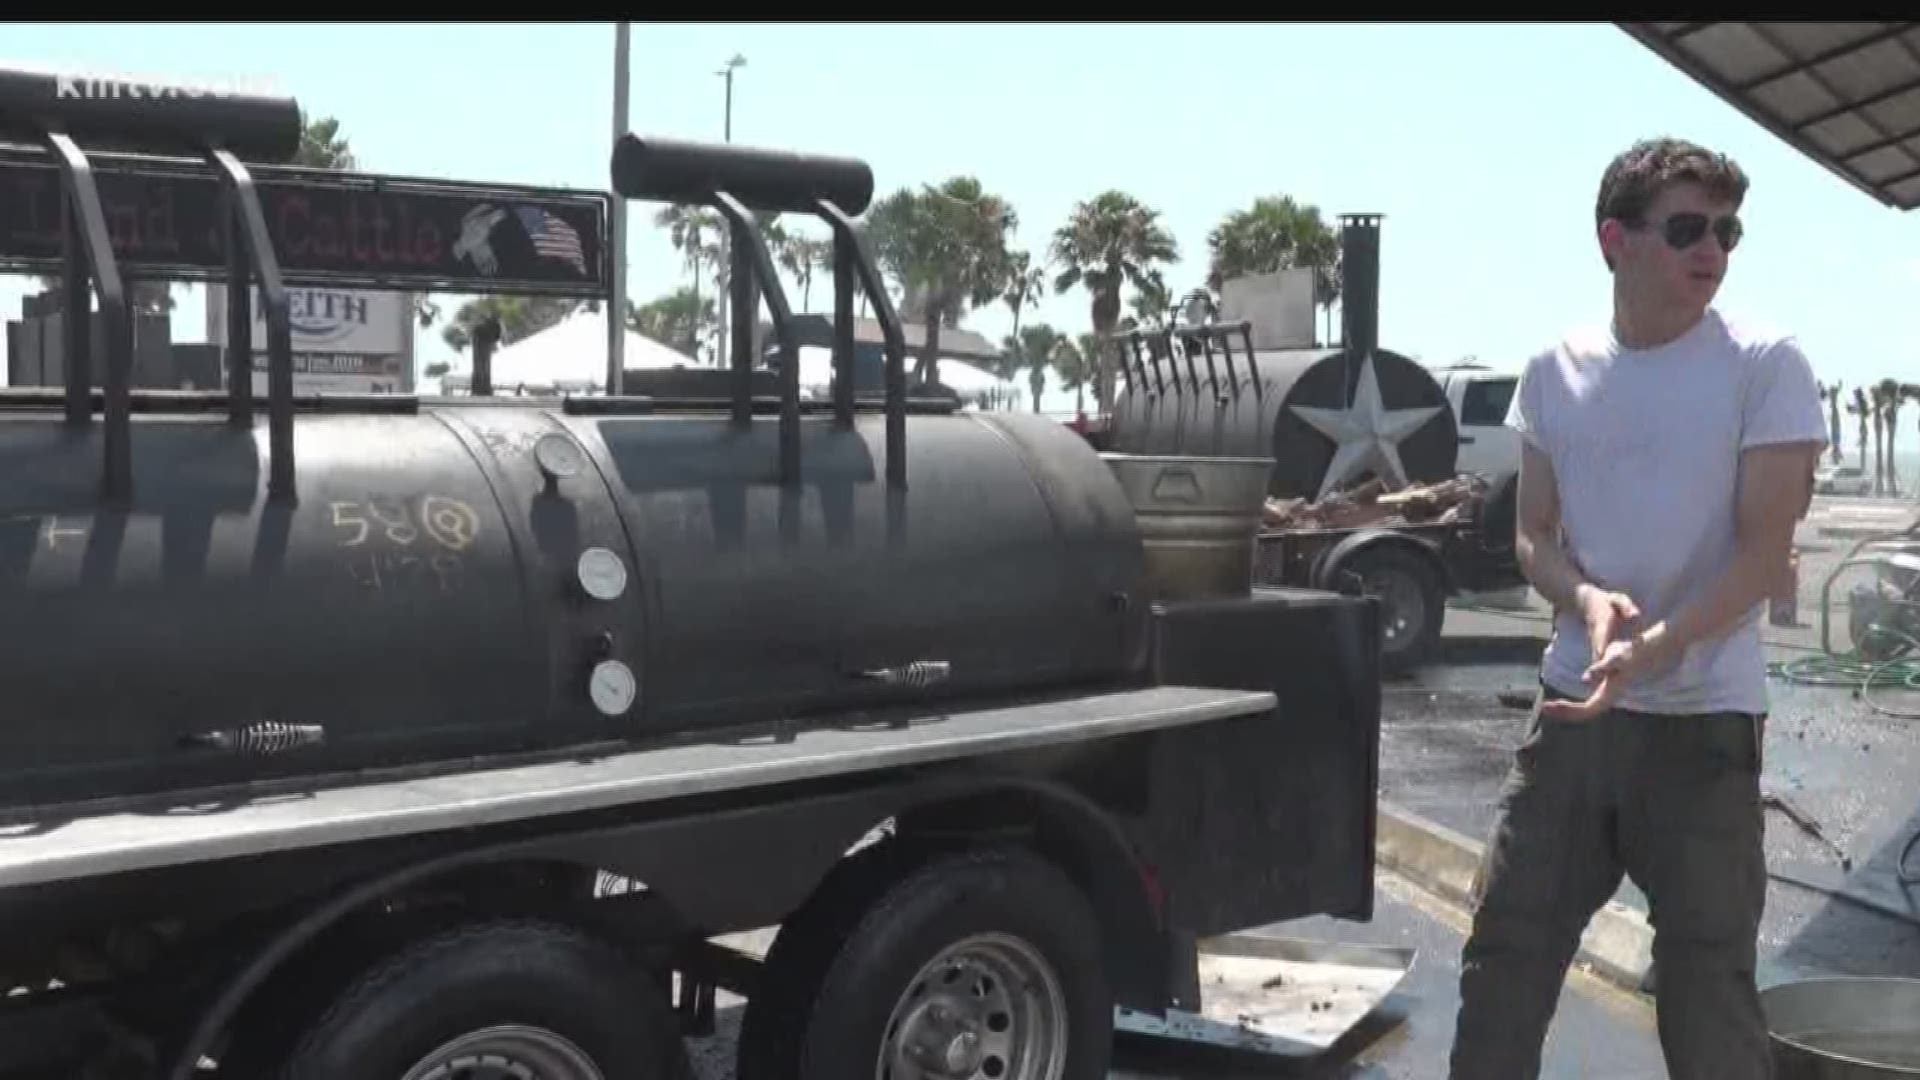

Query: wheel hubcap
[[1363, 567, 1424, 652], [400, 1024, 604, 1080], [878, 932, 1067, 1080]]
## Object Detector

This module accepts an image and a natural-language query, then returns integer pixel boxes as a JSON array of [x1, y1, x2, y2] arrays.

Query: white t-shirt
[[1507, 308, 1828, 715]]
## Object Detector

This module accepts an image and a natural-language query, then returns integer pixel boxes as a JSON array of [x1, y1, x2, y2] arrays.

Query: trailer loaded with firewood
[[1094, 213, 1526, 672], [1255, 472, 1524, 670]]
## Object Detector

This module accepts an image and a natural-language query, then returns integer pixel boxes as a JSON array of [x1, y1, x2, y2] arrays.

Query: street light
[[715, 53, 745, 366], [608, 21, 631, 395], [718, 53, 745, 141]]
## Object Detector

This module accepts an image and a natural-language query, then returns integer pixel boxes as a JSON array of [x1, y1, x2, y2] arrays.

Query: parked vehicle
[[1431, 359, 1521, 484], [1816, 464, 1874, 496]]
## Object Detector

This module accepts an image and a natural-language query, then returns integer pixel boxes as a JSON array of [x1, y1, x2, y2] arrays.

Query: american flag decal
[[514, 207, 588, 275]]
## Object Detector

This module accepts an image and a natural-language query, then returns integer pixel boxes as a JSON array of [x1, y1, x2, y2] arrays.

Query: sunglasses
[[1630, 211, 1743, 253]]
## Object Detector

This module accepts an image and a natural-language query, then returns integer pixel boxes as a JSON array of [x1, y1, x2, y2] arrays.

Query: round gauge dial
[[576, 547, 629, 601], [534, 433, 585, 482], [589, 659, 637, 717]]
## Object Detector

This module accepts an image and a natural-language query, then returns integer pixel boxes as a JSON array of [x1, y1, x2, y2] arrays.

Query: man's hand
[[1576, 583, 1641, 665], [1540, 622, 1683, 721]]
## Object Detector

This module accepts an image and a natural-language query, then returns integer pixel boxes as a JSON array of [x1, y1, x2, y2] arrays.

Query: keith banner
[[0, 150, 610, 297]]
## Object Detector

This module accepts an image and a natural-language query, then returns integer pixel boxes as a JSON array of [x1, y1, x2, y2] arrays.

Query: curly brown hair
[[1595, 138, 1749, 268]]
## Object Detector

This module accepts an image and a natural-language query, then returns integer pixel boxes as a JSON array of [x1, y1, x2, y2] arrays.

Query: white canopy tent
[[791, 346, 1021, 409], [437, 309, 696, 396]]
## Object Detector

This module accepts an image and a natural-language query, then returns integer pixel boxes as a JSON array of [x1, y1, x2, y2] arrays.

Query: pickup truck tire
[[740, 845, 1112, 1080], [276, 919, 688, 1080], [1345, 546, 1445, 671]]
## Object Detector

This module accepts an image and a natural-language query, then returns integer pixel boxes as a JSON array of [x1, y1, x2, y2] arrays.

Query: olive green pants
[[1448, 684, 1772, 1080]]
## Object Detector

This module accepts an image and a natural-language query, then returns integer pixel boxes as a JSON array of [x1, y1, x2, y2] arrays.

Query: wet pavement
[[1110, 871, 1663, 1079], [1387, 500, 1920, 986], [685, 869, 1666, 1080]]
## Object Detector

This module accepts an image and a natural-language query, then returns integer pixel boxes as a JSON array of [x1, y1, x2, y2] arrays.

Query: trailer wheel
[[274, 919, 687, 1080], [1345, 545, 1445, 671], [740, 846, 1111, 1080]]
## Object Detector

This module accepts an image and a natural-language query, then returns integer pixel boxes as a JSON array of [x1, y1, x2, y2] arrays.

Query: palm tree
[[295, 116, 357, 171], [1049, 191, 1179, 411], [1002, 323, 1064, 413], [1882, 377, 1904, 496], [627, 287, 715, 351], [1820, 382, 1844, 464], [1206, 194, 1343, 343], [1850, 387, 1871, 473], [863, 178, 1017, 387], [654, 205, 724, 358], [1128, 272, 1172, 327], [776, 233, 834, 312], [1904, 384, 1920, 497], [1000, 249, 1048, 346], [1047, 334, 1099, 415], [1871, 383, 1891, 495], [439, 295, 578, 353]]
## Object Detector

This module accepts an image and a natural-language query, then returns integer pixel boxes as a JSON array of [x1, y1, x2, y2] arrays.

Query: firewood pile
[[1262, 474, 1491, 532]]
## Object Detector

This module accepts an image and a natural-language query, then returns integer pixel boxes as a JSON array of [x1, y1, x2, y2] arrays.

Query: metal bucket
[[1763, 977, 1920, 1078], [1101, 453, 1276, 602]]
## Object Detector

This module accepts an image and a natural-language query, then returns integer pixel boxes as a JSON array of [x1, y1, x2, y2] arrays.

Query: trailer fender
[[169, 774, 1169, 1077], [1311, 528, 1454, 596], [165, 842, 560, 1080], [886, 775, 1171, 1009]]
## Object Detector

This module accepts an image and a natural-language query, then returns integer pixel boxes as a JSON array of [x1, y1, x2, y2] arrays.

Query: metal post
[[714, 54, 743, 367], [608, 21, 630, 396]]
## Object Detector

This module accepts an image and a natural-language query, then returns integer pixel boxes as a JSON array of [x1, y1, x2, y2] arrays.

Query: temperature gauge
[[576, 547, 629, 602], [534, 433, 585, 484], [589, 660, 637, 717]]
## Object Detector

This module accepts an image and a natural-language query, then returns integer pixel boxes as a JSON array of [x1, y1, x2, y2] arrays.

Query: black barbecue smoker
[[0, 64, 1389, 1080]]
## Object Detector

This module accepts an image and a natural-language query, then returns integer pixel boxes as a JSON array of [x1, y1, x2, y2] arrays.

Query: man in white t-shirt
[[1447, 138, 1827, 1079]]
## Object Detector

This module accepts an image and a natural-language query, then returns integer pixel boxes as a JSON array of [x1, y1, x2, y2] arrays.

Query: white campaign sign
[[208, 286, 409, 356]]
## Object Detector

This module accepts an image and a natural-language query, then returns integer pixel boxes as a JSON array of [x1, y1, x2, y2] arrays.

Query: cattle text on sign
[[0, 146, 610, 297]]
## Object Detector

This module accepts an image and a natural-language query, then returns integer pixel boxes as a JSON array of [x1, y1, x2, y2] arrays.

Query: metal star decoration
[[1290, 353, 1444, 499]]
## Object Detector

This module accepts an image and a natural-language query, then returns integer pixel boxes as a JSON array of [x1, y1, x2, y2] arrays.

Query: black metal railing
[[0, 67, 303, 503], [610, 133, 909, 489], [1108, 320, 1261, 404]]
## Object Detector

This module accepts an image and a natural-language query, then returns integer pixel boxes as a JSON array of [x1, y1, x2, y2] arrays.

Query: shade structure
[[1620, 22, 1920, 211], [441, 309, 696, 395], [789, 345, 1019, 405]]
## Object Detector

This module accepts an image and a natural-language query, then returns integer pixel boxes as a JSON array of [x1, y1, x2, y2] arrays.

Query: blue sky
[[3, 21, 1916, 425]]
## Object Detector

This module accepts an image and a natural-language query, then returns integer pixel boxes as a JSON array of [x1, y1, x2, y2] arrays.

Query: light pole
[[714, 53, 744, 366], [608, 21, 631, 395]]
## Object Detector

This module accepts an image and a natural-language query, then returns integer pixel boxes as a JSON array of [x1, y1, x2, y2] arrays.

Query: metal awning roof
[[1619, 22, 1920, 210]]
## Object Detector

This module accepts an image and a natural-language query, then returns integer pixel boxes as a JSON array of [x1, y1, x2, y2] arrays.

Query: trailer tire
[[1345, 545, 1445, 671], [741, 845, 1111, 1080], [274, 919, 687, 1080]]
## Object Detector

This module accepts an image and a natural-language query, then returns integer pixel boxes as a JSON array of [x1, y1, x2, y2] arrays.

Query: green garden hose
[[1767, 632, 1920, 885]]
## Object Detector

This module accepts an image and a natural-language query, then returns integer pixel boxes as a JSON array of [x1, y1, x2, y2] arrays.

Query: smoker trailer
[[0, 68, 1387, 1079]]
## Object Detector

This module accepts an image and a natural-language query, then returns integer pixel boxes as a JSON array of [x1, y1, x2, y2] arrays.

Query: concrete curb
[[1376, 801, 1656, 996]]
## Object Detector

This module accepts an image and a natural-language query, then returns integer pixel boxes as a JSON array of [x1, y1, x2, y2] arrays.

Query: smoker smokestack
[[1339, 214, 1382, 360]]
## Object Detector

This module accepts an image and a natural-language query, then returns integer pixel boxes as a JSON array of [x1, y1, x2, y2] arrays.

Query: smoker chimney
[[1339, 214, 1382, 360]]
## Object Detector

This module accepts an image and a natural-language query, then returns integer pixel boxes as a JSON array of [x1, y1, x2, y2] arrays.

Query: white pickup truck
[[1431, 360, 1522, 483]]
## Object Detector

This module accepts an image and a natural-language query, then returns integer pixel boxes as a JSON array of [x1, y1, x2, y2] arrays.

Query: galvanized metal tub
[[1101, 453, 1276, 602], [1763, 977, 1920, 1078]]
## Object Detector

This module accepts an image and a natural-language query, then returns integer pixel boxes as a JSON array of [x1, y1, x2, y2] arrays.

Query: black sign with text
[[0, 151, 610, 298]]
